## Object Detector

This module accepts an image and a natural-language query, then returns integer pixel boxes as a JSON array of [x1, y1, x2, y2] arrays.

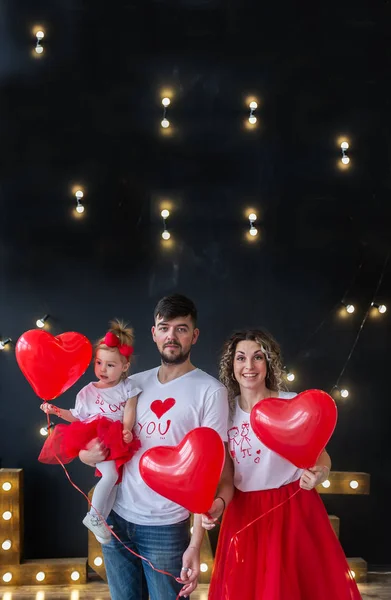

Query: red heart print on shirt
[[150, 398, 176, 419]]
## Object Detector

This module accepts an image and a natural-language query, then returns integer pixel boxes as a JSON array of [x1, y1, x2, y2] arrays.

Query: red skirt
[[209, 480, 362, 600], [38, 416, 141, 483]]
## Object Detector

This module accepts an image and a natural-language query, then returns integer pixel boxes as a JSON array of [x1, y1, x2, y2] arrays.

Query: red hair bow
[[103, 332, 134, 358]]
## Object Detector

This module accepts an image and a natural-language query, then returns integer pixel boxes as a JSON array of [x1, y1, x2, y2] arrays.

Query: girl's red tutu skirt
[[209, 480, 362, 600], [38, 416, 141, 482]]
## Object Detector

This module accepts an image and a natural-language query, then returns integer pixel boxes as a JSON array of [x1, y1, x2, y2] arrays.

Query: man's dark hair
[[154, 294, 198, 327]]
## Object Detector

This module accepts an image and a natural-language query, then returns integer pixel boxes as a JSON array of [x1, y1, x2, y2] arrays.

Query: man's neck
[[157, 360, 197, 384]]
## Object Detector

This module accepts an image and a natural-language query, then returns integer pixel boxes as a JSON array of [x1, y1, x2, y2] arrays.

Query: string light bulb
[[287, 372, 295, 382], [40, 422, 54, 436], [200, 563, 208, 573], [75, 190, 85, 214], [340, 141, 350, 166], [248, 101, 258, 125], [36, 314, 49, 328], [345, 303, 355, 314], [161, 209, 171, 240], [350, 570, 356, 579], [0, 338, 11, 350], [93, 557, 103, 566], [248, 213, 258, 237], [35, 30, 44, 54], [2, 512, 12, 521], [340, 388, 349, 398], [322, 479, 331, 489], [161, 96, 171, 128], [2, 482, 12, 491], [372, 302, 387, 314]]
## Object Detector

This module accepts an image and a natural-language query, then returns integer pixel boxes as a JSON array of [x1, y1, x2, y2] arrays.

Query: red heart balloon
[[139, 427, 225, 514], [16, 330, 93, 401], [250, 389, 337, 469]]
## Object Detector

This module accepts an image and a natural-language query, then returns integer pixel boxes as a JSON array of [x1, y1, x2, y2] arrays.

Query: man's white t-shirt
[[113, 367, 229, 525], [229, 391, 303, 492], [70, 380, 142, 423]]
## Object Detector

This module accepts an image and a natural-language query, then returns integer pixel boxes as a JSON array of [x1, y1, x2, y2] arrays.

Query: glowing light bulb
[[2, 482, 12, 491], [249, 101, 258, 110], [36, 318, 45, 328], [287, 372, 295, 382], [378, 304, 387, 314], [349, 480, 359, 490], [2, 512, 12, 521], [75, 190, 84, 199], [249, 227, 258, 237], [248, 116, 257, 124], [200, 563, 208, 573], [340, 141, 349, 150], [161, 209, 170, 219], [93, 557, 103, 567], [161, 118, 170, 128], [70, 571, 80, 581], [340, 389, 349, 398], [2, 540, 11, 551], [162, 97, 171, 107], [248, 213, 257, 221], [35, 46, 44, 54], [36, 31, 45, 40], [346, 304, 355, 314], [40, 427, 48, 436], [36, 572, 45, 582], [162, 231, 171, 240], [350, 570, 356, 579], [76, 204, 85, 214], [2, 573, 12, 583], [322, 479, 331, 489], [341, 156, 350, 165]]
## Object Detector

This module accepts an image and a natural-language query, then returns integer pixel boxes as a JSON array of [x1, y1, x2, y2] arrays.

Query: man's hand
[[178, 545, 200, 597], [79, 438, 108, 467], [201, 497, 225, 530], [123, 429, 134, 444], [300, 465, 329, 491]]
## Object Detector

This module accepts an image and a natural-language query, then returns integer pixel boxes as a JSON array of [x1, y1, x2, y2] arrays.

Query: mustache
[[163, 342, 181, 348]]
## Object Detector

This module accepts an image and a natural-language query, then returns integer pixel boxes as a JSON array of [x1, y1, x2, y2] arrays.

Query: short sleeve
[[124, 379, 142, 399], [69, 388, 91, 421], [201, 386, 229, 442]]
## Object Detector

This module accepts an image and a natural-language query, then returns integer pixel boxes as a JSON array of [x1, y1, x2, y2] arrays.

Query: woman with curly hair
[[203, 329, 361, 600]]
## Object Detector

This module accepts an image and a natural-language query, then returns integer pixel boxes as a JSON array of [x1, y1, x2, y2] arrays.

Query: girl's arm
[[122, 395, 138, 442], [201, 445, 235, 530], [40, 403, 79, 423]]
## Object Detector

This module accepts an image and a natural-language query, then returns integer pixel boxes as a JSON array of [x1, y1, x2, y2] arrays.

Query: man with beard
[[80, 294, 229, 600]]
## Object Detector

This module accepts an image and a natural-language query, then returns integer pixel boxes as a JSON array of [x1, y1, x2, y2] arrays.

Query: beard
[[159, 344, 191, 365]]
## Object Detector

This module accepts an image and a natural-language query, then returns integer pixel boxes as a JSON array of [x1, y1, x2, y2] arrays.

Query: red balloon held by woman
[[15, 329, 93, 400], [139, 427, 225, 514], [250, 389, 338, 469]]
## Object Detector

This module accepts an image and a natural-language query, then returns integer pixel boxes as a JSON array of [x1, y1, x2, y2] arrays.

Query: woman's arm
[[300, 449, 331, 490], [201, 445, 235, 529]]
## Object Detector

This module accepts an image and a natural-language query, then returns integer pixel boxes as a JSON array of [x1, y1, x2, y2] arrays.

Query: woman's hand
[[201, 497, 225, 530], [79, 438, 108, 467], [300, 465, 330, 491]]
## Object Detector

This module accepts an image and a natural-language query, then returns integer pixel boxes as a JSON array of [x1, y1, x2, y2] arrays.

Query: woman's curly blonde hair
[[219, 329, 286, 411], [95, 319, 135, 379]]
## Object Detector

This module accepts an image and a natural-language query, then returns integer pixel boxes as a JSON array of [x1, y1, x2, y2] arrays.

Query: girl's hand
[[40, 403, 57, 415], [300, 466, 330, 491], [123, 429, 133, 443]]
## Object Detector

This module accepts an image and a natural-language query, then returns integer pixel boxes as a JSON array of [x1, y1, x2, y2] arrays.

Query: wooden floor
[[1, 581, 391, 599]]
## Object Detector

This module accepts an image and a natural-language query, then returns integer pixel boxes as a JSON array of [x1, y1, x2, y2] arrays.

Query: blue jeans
[[102, 511, 191, 600]]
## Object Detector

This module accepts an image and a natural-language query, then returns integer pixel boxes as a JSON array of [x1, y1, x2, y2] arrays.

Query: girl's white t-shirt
[[113, 367, 229, 525], [229, 391, 303, 491], [70, 380, 142, 423]]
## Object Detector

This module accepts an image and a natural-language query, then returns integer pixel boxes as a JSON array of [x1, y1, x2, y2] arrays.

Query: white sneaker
[[83, 513, 111, 544]]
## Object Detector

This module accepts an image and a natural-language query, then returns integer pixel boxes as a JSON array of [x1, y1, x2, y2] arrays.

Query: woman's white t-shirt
[[70, 380, 142, 423], [229, 391, 303, 491]]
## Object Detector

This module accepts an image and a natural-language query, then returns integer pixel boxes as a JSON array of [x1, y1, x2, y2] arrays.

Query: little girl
[[39, 320, 142, 544]]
